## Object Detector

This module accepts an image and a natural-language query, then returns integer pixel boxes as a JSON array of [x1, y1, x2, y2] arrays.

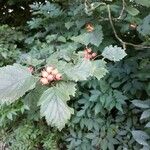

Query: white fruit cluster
[[40, 66, 62, 85]]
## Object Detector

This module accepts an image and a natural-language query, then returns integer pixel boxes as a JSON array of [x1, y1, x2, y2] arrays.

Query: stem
[[107, 5, 150, 49]]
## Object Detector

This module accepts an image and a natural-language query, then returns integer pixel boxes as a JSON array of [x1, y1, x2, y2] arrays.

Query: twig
[[117, 0, 126, 20], [107, 5, 150, 49]]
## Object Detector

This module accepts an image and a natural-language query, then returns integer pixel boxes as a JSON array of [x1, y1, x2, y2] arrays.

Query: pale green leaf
[[64, 59, 93, 81], [92, 60, 108, 80], [38, 81, 77, 130], [71, 26, 103, 46], [0, 64, 38, 105], [102, 45, 127, 61]]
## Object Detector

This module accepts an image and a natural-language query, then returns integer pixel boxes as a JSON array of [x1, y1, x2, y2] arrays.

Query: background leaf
[[71, 26, 103, 46]]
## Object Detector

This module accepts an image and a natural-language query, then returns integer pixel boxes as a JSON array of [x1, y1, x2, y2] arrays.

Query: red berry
[[47, 74, 54, 81], [46, 66, 53, 73], [55, 73, 62, 80], [51, 69, 58, 75], [40, 78, 49, 85], [41, 70, 49, 78], [92, 52, 97, 58]]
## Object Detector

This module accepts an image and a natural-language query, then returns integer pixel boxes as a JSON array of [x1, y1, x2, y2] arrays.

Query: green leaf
[[64, 59, 93, 81], [38, 81, 77, 130], [0, 64, 38, 105], [132, 130, 150, 146], [126, 6, 139, 16], [145, 122, 150, 128], [71, 26, 103, 46], [92, 60, 108, 80], [102, 45, 127, 61], [137, 15, 150, 36], [135, 0, 150, 7], [65, 21, 74, 30], [132, 100, 150, 109], [140, 109, 150, 120]]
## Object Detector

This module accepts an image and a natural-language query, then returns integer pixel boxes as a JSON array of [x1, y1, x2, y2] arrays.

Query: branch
[[117, 0, 126, 20], [107, 5, 150, 50]]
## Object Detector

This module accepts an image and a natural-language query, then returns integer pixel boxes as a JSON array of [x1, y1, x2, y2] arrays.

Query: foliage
[[0, 25, 24, 66], [0, 0, 150, 149]]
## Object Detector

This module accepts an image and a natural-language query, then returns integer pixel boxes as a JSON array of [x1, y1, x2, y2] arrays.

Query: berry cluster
[[40, 66, 62, 85], [86, 23, 94, 32], [83, 48, 97, 60]]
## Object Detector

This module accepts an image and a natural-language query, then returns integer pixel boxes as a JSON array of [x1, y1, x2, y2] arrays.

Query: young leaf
[[38, 81, 77, 130], [71, 26, 103, 46], [0, 64, 38, 105], [102, 45, 127, 61]]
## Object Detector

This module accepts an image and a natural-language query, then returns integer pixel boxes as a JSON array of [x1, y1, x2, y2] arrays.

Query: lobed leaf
[[38, 81, 77, 130], [102, 45, 127, 61], [0, 64, 38, 105]]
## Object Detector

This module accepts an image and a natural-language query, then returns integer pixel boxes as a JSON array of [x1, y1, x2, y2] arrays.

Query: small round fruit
[[88, 54, 92, 59], [129, 23, 137, 30], [47, 74, 54, 81], [87, 48, 92, 53], [92, 52, 97, 57], [52, 69, 58, 75], [55, 73, 62, 80], [27, 66, 34, 73], [46, 66, 54, 73], [40, 78, 49, 85], [86, 23, 94, 32], [84, 50, 88, 55], [41, 70, 49, 78]]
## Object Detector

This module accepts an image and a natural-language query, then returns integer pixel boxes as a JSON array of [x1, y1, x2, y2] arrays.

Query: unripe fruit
[[55, 73, 62, 80], [92, 52, 97, 57], [51, 69, 58, 75], [41, 70, 49, 78], [40, 78, 49, 85], [46, 66, 53, 73], [47, 74, 54, 81]]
